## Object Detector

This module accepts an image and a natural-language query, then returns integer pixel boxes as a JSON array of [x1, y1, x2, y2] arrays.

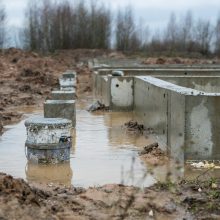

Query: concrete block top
[[112, 70, 124, 76], [44, 100, 75, 104], [59, 77, 76, 88], [103, 76, 108, 81], [99, 68, 220, 72], [52, 90, 76, 94], [136, 76, 220, 96], [157, 75, 220, 79], [62, 70, 77, 78], [25, 116, 72, 128]]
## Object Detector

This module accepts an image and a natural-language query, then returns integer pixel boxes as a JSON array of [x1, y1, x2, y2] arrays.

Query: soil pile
[[88, 100, 109, 112], [142, 57, 220, 65], [1, 172, 219, 219], [0, 48, 94, 133], [124, 120, 145, 134], [139, 142, 169, 166], [0, 173, 191, 220]]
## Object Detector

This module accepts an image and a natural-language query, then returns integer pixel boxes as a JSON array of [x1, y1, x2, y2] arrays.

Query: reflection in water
[[26, 162, 73, 186], [103, 111, 155, 149], [72, 107, 157, 187], [71, 129, 76, 154], [0, 98, 218, 187]]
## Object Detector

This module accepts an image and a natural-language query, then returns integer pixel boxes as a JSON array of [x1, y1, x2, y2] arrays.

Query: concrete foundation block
[[133, 76, 220, 161], [60, 86, 75, 91], [51, 90, 76, 100], [63, 70, 77, 79], [59, 77, 76, 90], [44, 100, 76, 127], [59, 70, 77, 91], [25, 116, 72, 164]]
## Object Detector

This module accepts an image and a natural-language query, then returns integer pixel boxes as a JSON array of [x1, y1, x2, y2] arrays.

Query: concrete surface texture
[[59, 70, 76, 91], [110, 77, 133, 110], [156, 76, 220, 93], [91, 60, 220, 161], [134, 76, 220, 160], [59, 77, 76, 90], [97, 68, 220, 76], [25, 116, 72, 163], [44, 100, 76, 127], [51, 90, 76, 100], [62, 70, 77, 78], [25, 116, 72, 144]]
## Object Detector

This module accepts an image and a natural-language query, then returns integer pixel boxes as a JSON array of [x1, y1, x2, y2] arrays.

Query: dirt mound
[[0, 173, 193, 220], [1, 172, 220, 219], [0, 173, 87, 219], [140, 143, 169, 166], [0, 173, 51, 219], [0, 49, 96, 132], [88, 100, 109, 112], [124, 120, 145, 134], [142, 57, 220, 65]]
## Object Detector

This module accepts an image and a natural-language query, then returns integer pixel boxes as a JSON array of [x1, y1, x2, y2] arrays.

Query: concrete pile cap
[[111, 70, 124, 76], [25, 116, 72, 127], [44, 100, 75, 104], [52, 90, 76, 94], [62, 70, 76, 78], [60, 86, 76, 90]]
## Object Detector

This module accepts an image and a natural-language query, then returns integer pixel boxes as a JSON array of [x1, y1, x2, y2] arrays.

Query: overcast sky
[[2, 0, 220, 29]]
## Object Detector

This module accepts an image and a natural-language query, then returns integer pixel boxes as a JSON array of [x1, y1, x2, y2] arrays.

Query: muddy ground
[[1, 172, 220, 220], [1, 49, 220, 219], [0, 48, 101, 134]]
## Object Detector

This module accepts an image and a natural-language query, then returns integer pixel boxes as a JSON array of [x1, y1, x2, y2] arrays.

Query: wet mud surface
[[1, 172, 220, 220]]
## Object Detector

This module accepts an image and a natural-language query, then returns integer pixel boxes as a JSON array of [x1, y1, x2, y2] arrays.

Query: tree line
[[1, 0, 220, 57], [22, 0, 111, 52]]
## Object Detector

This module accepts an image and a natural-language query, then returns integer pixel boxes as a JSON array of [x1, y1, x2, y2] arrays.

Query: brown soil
[[142, 56, 220, 65], [1, 172, 220, 220], [0, 48, 96, 134], [124, 120, 145, 135], [139, 143, 169, 166]]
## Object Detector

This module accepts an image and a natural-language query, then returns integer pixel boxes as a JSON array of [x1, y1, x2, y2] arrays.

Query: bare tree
[[22, 0, 217, 56], [0, 1, 6, 49], [164, 12, 179, 53], [115, 6, 141, 51], [180, 10, 193, 52], [23, 0, 112, 52], [194, 19, 213, 55], [214, 13, 220, 56]]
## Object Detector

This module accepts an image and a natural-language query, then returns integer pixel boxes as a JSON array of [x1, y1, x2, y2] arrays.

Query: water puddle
[[0, 98, 214, 188]]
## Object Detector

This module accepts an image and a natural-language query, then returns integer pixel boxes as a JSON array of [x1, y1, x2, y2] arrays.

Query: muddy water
[[0, 98, 181, 187]]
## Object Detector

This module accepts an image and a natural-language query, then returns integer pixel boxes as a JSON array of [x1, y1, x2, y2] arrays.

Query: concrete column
[[25, 116, 72, 164], [59, 77, 76, 91], [62, 70, 77, 79], [44, 100, 76, 127], [59, 70, 77, 91], [51, 90, 76, 100]]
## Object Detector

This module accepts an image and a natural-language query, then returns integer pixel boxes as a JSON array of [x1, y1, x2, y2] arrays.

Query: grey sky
[[3, 0, 220, 29]]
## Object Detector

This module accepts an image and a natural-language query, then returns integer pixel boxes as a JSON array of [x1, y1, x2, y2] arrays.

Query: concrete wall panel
[[158, 76, 220, 93], [110, 77, 133, 110], [134, 77, 168, 145], [185, 96, 220, 160]]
